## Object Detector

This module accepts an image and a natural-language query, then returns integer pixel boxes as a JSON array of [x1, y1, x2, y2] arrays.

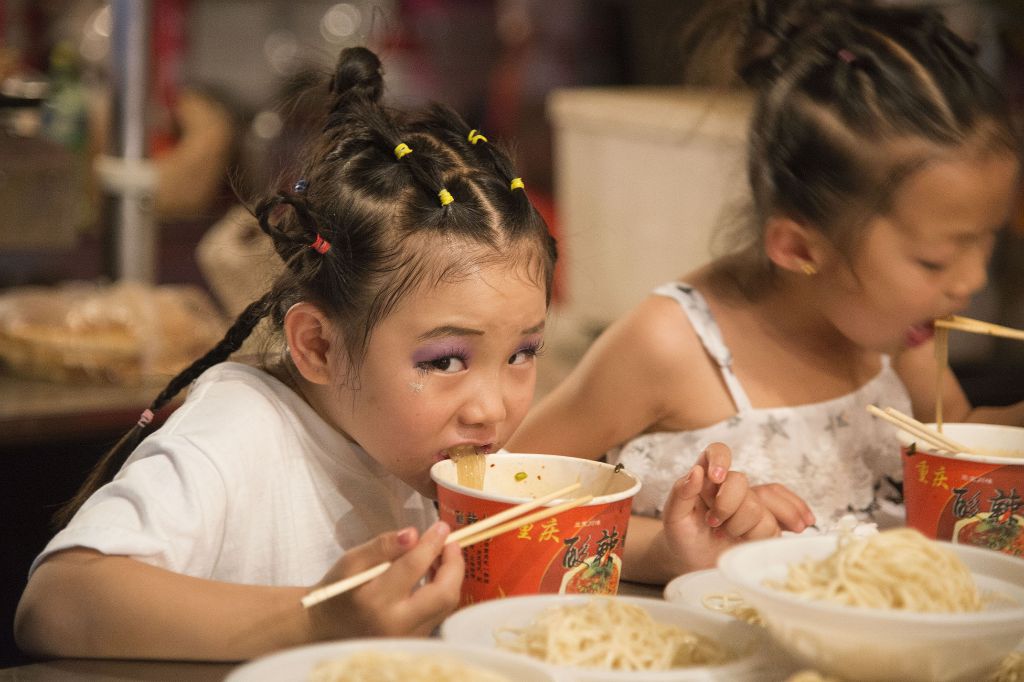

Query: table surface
[[0, 376, 178, 447], [0, 582, 666, 680]]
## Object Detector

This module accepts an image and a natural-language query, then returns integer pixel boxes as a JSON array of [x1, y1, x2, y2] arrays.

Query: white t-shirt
[[31, 362, 437, 586]]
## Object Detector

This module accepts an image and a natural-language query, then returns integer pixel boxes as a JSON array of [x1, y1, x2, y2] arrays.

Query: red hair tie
[[309, 234, 331, 254]]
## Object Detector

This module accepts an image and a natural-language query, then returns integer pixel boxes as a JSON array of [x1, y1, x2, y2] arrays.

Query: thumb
[[663, 465, 705, 524], [340, 526, 419, 576]]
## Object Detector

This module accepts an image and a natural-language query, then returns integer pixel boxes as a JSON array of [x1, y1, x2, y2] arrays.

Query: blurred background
[[1, 0, 1022, 667]]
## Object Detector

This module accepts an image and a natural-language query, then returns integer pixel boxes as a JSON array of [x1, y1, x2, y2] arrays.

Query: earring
[[800, 262, 818, 276]]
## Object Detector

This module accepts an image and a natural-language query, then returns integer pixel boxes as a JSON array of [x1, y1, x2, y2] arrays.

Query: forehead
[[886, 151, 1020, 242]]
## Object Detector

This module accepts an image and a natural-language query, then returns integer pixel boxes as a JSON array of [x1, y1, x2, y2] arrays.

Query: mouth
[[904, 320, 935, 348], [438, 443, 494, 461]]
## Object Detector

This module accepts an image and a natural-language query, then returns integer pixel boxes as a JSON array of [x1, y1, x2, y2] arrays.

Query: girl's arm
[[895, 340, 1024, 425], [512, 295, 702, 459], [15, 522, 462, 661]]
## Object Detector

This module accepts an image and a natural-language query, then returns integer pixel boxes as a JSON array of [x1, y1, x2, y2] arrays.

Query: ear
[[283, 302, 337, 386], [764, 214, 825, 275]]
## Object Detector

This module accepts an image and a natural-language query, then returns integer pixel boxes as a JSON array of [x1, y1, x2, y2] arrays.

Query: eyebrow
[[417, 320, 546, 342]]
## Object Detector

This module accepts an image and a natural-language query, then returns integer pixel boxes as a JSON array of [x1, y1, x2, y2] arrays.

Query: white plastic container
[[718, 534, 1024, 681]]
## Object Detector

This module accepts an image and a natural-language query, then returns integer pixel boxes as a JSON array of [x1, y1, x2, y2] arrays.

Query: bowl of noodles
[[440, 594, 781, 681], [224, 637, 570, 682], [717, 529, 1024, 682], [431, 453, 640, 605]]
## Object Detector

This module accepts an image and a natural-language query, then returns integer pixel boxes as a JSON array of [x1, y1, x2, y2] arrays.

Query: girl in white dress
[[510, 0, 1023, 584]]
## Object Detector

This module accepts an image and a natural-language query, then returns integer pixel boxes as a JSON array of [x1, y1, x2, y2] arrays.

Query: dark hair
[[54, 46, 557, 528], [715, 0, 1020, 292]]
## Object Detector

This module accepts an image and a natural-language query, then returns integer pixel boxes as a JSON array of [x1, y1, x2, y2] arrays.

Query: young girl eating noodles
[[510, 0, 1023, 568], [15, 45, 776, 661]]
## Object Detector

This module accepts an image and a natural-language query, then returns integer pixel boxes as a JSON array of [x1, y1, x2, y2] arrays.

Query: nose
[[946, 249, 988, 306], [458, 372, 509, 427]]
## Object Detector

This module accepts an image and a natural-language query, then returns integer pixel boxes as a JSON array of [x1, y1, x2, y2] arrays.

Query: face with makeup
[[322, 254, 548, 498]]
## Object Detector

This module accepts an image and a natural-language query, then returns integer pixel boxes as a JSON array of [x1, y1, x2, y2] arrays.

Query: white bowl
[[718, 534, 1024, 682], [663, 568, 749, 625], [440, 594, 783, 681], [224, 637, 569, 682]]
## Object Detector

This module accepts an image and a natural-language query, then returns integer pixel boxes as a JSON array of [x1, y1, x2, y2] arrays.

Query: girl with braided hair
[[510, 0, 1024, 581], [13, 45, 550, 660], [15, 45, 778, 661]]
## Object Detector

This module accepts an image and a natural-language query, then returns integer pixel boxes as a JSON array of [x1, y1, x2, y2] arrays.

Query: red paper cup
[[900, 423, 1024, 558], [430, 452, 640, 606]]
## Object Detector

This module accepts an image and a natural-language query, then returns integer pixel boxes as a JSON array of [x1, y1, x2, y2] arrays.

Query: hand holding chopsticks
[[866, 405, 977, 455], [301, 482, 588, 608]]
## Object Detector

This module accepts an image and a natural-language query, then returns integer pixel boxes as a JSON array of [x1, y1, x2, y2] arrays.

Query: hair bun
[[738, 0, 836, 87], [330, 46, 384, 104]]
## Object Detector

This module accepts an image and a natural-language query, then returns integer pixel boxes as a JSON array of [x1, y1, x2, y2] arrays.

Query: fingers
[[399, 540, 464, 636], [383, 521, 452, 596], [662, 465, 705, 524], [753, 483, 816, 532], [330, 526, 419, 581], [695, 442, 732, 485], [693, 443, 780, 540]]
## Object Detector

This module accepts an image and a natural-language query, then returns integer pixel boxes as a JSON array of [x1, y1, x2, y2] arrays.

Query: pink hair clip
[[309, 234, 331, 254], [137, 409, 154, 428]]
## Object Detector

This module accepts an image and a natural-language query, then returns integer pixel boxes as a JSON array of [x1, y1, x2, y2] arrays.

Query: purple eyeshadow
[[411, 342, 470, 365]]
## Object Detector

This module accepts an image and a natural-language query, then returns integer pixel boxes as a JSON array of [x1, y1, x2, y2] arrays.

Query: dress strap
[[652, 282, 754, 413]]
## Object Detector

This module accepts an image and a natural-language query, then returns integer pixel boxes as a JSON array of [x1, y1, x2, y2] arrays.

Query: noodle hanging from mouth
[[769, 528, 984, 612], [450, 445, 486, 490], [494, 597, 732, 671]]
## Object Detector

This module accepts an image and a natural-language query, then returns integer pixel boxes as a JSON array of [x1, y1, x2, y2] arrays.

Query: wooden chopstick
[[865, 405, 975, 454], [934, 315, 1024, 342], [301, 482, 584, 608], [455, 494, 594, 548]]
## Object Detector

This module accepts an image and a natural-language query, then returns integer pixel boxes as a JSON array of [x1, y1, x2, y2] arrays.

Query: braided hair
[[54, 46, 556, 528], [713, 0, 1020, 293]]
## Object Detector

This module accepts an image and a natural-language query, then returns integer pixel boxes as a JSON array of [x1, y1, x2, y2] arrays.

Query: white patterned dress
[[607, 283, 914, 528]]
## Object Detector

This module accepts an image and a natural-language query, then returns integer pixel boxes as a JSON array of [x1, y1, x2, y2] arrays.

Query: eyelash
[[415, 349, 468, 373], [516, 340, 544, 360], [413, 341, 544, 373], [917, 259, 948, 272]]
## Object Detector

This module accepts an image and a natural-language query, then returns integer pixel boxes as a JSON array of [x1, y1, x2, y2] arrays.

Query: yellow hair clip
[[510, 177, 525, 191], [467, 129, 488, 144], [438, 188, 454, 206], [394, 143, 413, 159]]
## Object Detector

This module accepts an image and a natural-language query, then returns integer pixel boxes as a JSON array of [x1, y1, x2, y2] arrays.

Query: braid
[[52, 291, 277, 529]]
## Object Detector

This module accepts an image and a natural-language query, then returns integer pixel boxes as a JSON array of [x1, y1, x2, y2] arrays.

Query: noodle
[[308, 650, 512, 682], [451, 445, 486, 490], [700, 592, 763, 625], [993, 652, 1024, 682], [494, 597, 732, 671], [769, 528, 983, 612]]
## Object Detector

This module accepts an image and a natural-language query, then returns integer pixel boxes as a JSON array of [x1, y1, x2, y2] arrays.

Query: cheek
[[504, 375, 537, 430]]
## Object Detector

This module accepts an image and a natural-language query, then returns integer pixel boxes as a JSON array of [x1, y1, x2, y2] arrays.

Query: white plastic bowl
[[718, 534, 1024, 682], [440, 594, 782, 681], [224, 637, 570, 682]]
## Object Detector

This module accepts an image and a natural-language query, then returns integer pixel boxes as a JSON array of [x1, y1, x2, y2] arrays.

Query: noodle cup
[[440, 594, 779, 682], [430, 452, 640, 605], [899, 423, 1024, 558], [718, 534, 1024, 682]]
